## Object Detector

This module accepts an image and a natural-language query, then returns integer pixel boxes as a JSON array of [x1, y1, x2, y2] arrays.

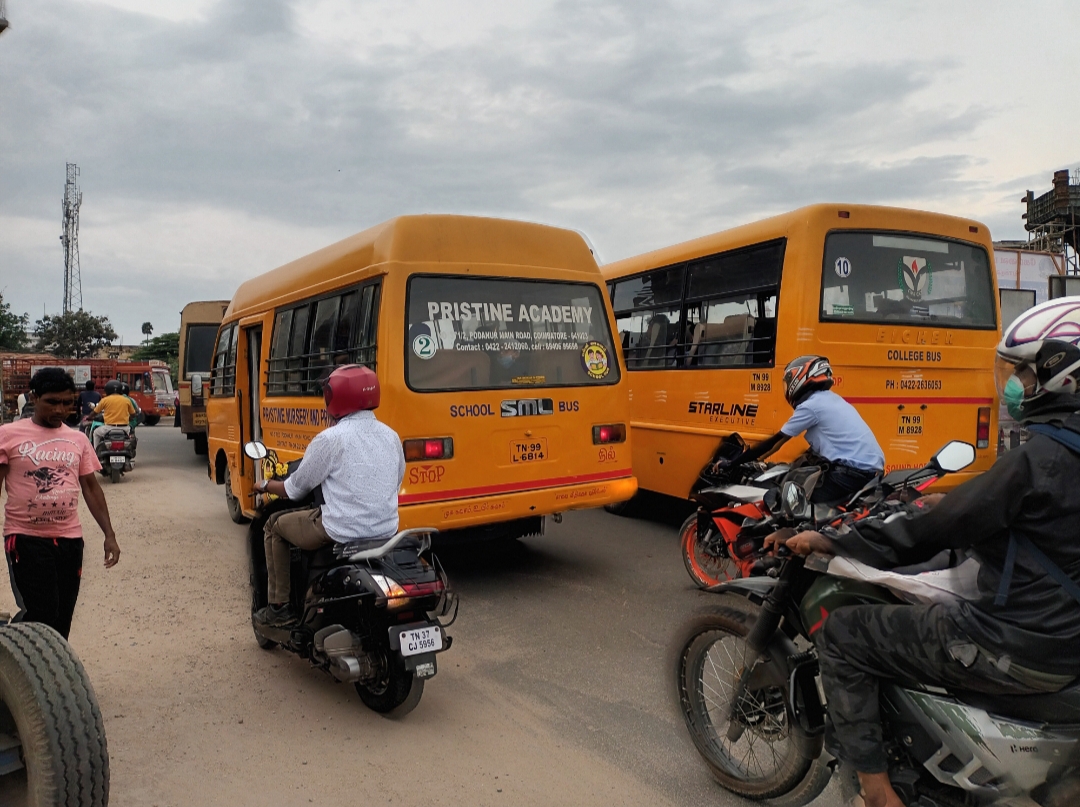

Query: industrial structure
[[1024, 168, 1080, 276], [60, 162, 83, 313], [0, 0, 9, 37]]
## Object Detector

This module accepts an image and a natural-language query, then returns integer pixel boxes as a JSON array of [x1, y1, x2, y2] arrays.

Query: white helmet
[[997, 297, 1080, 420]]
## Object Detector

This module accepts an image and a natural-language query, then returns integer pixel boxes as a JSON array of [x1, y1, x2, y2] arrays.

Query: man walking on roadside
[[0, 368, 121, 639]]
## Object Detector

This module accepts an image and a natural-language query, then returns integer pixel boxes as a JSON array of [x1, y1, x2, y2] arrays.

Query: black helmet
[[782, 355, 834, 407], [120, 382, 130, 395], [104, 380, 122, 396]]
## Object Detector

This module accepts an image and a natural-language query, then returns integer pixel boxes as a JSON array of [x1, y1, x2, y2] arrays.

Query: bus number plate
[[193, 412, 208, 427], [897, 413, 923, 436], [511, 438, 548, 463]]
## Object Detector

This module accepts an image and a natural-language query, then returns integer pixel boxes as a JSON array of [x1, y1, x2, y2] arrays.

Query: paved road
[[0, 424, 842, 806]]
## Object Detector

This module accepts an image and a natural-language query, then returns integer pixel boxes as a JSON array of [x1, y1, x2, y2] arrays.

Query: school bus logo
[[581, 341, 610, 380], [898, 256, 932, 302]]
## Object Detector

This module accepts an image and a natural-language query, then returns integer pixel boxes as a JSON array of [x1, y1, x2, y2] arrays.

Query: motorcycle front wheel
[[680, 514, 738, 588], [355, 653, 423, 717], [676, 598, 814, 801]]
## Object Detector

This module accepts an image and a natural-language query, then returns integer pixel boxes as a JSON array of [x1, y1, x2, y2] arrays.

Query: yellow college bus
[[177, 300, 229, 456], [601, 204, 1000, 501], [206, 215, 636, 533]]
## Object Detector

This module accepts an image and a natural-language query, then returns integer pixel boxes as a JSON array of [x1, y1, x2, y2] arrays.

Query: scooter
[[85, 416, 137, 484], [674, 441, 1080, 807], [243, 440, 456, 717]]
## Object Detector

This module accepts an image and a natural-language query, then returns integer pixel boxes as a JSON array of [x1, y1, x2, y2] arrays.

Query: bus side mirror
[[191, 374, 204, 397], [244, 441, 268, 460]]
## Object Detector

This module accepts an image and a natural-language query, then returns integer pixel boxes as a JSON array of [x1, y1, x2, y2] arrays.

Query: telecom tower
[[60, 162, 83, 313]]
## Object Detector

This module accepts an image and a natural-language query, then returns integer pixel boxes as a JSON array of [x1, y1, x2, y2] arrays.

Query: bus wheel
[[680, 514, 737, 588], [0, 623, 110, 807], [143, 415, 160, 426], [604, 494, 639, 517], [225, 468, 249, 525], [193, 433, 208, 456]]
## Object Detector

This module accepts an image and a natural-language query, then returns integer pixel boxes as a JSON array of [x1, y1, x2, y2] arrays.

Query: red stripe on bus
[[843, 397, 994, 405], [399, 467, 633, 505]]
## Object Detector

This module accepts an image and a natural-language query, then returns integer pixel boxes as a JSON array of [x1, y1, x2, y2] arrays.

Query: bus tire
[[143, 415, 160, 427], [0, 622, 110, 807], [193, 433, 208, 456], [225, 468, 249, 525]]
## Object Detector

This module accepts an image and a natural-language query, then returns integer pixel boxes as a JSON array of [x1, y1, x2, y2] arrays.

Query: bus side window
[[611, 266, 685, 369], [211, 324, 237, 396], [684, 241, 783, 368], [353, 282, 380, 370], [267, 309, 294, 396], [308, 296, 341, 387], [286, 306, 311, 394], [333, 291, 359, 364]]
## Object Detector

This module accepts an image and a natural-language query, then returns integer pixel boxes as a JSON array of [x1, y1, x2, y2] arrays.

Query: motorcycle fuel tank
[[799, 574, 898, 637]]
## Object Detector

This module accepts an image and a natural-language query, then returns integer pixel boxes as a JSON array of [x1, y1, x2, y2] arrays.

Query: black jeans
[[812, 463, 877, 505], [4, 534, 85, 639]]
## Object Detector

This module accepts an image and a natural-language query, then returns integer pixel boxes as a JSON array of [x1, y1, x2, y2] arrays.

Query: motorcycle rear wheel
[[680, 514, 738, 588], [355, 654, 423, 717], [676, 598, 813, 800], [110, 467, 120, 484]]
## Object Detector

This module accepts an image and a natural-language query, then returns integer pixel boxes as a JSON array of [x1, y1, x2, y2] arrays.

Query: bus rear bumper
[[399, 475, 638, 532]]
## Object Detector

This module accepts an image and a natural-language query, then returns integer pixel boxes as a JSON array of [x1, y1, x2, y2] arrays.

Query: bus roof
[[180, 300, 229, 320], [226, 215, 599, 321], [601, 203, 992, 280]]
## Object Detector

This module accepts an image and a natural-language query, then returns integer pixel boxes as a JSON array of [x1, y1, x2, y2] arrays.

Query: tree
[[130, 331, 180, 379], [0, 291, 30, 351], [34, 310, 117, 358], [141, 321, 153, 347]]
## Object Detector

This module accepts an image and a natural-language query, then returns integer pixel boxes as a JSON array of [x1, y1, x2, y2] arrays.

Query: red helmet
[[323, 364, 380, 418], [782, 355, 833, 406]]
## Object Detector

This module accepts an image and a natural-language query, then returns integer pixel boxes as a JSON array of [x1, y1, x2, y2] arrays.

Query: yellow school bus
[[601, 204, 1000, 500], [206, 215, 636, 533], [177, 300, 229, 456]]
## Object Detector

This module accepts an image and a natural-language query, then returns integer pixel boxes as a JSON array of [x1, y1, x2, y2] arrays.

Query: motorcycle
[[243, 440, 456, 717], [674, 440, 1080, 807], [680, 432, 815, 588], [85, 416, 137, 484]]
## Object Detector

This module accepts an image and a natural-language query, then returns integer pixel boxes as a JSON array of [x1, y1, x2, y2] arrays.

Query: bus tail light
[[976, 407, 991, 449], [592, 424, 626, 444], [404, 438, 454, 461]]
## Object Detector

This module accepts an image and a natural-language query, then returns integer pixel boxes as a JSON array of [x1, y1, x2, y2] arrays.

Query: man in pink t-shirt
[[0, 368, 121, 639]]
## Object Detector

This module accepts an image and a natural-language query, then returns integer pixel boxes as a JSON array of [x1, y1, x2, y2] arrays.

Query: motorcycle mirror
[[244, 441, 268, 460], [929, 441, 976, 474], [780, 480, 811, 522]]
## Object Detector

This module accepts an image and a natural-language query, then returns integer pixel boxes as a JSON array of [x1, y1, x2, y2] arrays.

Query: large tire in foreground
[[193, 433, 208, 456], [355, 654, 423, 718], [0, 622, 109, 807], [680, 514, 738, 588], [142, 415, 160, 427], [675, 598, 812, 800]]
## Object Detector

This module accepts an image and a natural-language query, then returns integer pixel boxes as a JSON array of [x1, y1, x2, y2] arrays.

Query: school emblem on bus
[[412, 333, 437, 360], [581, 341, 610, 380], [898, 256, 932, 302]]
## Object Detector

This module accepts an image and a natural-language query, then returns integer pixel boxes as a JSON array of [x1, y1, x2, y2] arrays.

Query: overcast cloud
[[1, 0, 1077, 342]]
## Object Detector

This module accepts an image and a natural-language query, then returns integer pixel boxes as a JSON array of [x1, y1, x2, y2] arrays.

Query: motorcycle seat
[[957, 676, 1080, 725]]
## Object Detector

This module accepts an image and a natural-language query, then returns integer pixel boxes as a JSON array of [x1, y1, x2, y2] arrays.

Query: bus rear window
[[406, 276, 620, 391], [820, 232, 996, 329], [184, 324, 219, 375]]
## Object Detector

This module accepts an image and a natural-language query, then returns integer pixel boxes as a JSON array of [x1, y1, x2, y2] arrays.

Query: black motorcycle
[[671, 441, 1080, 806], [243, 441, 456, 717]]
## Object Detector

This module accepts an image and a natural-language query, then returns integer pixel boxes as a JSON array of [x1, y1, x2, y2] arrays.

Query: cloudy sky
[[1, 0, 1077, 343]]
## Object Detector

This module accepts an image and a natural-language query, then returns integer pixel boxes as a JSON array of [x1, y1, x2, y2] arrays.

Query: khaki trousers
[[263, 507, 331, 604]]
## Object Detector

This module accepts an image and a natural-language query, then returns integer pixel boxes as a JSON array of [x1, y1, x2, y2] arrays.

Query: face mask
[[1003, 374, 1027, 420]]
